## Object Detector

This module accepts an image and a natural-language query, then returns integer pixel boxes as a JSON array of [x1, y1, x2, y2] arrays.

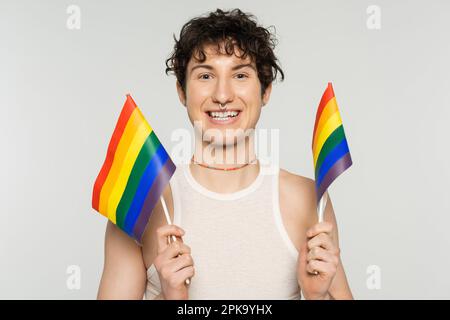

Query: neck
[[189, 134, 260, 193], [193, 134, 257, 170]]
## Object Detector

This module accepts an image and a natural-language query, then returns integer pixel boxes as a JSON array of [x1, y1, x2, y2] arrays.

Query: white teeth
[[209, 111, 239, 118]]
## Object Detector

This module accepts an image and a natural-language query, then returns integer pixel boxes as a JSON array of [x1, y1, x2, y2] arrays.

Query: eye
[[199, 73, 212, 80], [235, 73, 248, 79]]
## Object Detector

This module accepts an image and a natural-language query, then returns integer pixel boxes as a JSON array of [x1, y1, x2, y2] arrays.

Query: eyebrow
[[190, 63, 257, 73]]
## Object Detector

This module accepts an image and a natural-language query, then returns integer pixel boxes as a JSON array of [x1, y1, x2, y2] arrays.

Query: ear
[[176, 81, 187, 107], [261, 82, 273, 107]]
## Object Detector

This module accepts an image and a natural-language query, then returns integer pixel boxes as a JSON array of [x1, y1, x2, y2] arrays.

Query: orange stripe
[[92, 95, 137, 212], [312, 97, 339, 150], [312, 83, 335, 147]]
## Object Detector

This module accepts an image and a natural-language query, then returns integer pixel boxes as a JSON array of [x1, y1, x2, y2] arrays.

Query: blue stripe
[[317, 138, 350, 187], [123, 144, 169, 235]]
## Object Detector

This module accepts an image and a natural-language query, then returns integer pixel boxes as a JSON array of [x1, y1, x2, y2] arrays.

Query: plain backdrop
[[1, 0, 449, 299]]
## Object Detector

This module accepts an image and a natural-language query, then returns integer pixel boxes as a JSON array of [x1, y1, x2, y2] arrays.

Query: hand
[[153, 224, 195, 300], [297, 221, 340, 300]]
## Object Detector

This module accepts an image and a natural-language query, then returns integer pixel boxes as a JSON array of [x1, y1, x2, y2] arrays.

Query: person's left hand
[[297, 221, 340, 300]]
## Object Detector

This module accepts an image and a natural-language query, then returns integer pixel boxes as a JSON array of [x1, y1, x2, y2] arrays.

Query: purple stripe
[[316, 152, 352, 204], [132, 158, 176, 243]]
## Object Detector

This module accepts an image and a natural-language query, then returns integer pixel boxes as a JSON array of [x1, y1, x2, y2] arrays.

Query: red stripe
[[92, 95, 137, 211], [312, 82, 335, 147]]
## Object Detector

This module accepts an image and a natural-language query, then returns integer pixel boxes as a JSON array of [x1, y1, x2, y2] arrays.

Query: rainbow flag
[[312, 83, 352, 204], [92, 94, 176, 243]]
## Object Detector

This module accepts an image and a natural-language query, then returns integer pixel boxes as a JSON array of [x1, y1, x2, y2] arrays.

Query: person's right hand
[[153, 224, 195, 300]]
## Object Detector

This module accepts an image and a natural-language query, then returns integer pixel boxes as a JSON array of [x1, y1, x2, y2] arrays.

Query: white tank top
[[144, 161, 301, 300]]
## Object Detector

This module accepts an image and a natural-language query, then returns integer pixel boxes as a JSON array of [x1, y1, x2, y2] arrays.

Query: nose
[[211, 77, 234, 107]]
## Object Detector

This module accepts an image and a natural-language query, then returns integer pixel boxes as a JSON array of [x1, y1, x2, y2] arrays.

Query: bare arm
[[280, 171, 353, 299], [322, 194, 353, 299], [299, 190, 353, 300], [97, 221, 147, 299], [297, 187, 353, 299]]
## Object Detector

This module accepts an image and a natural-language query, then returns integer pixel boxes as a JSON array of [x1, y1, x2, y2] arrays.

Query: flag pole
[[317, 191, 328, 223], [160, 195, 191, 286]]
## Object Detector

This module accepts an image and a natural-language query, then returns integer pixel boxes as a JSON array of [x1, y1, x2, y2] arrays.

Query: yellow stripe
[[312, 97, 338, 148], [98, 108, 149, 222], [313, 110, 342, 166], [106, 122, 152, 223]]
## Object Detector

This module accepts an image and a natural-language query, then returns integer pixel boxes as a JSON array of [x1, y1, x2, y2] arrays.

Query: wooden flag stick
[[160, 195, 191, 286], [317, 191, 328, 223]]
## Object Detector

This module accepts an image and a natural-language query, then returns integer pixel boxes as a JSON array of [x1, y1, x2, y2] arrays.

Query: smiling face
[[176, 43, 272, 147]]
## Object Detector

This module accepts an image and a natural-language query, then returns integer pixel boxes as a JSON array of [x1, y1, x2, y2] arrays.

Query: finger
[[162, 241, 191, 260], [168, 234, 184, 245], [168, 254, 194, 273], [307, 246, 328, 261], [306, 221, 333, 238], [307, 233, 334, 251], [307, 260, 336, 276], [172, 266, 195, 288], [307, 247, 339, 265], [156, 225, 185, 253], [156, 224, 184, 252]]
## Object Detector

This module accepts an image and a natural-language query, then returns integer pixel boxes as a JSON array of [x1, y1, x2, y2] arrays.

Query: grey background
[[1, 0, 449, 299]]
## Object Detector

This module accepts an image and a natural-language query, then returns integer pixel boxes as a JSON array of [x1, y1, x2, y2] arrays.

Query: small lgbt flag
[[92, 94, 176, 244], [312, 83, 352, 205]]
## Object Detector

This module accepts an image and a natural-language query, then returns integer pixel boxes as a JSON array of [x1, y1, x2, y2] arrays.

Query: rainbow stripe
[[92, 94, 176, 243], [312, 83, 352, 204]]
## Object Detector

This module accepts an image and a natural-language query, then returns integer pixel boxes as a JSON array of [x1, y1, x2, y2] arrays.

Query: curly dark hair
[[165, 8, 285, 96]]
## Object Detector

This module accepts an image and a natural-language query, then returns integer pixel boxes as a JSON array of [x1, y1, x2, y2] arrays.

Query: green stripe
[[315, 125, 345, 178], [116, 131, 161, 228]]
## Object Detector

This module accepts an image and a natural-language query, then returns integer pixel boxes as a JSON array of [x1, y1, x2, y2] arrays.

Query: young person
[[97, 8, 353, 300]]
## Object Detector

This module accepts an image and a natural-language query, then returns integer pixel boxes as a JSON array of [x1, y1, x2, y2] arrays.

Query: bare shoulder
[[279, 168, 316, 202], [278, 168, 318, 251], [279, 168, 317, 220], [279, 168, 341, 245]]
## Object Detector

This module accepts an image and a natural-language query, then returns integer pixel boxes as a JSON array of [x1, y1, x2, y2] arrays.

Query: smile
[[206, 110, 242, 124]]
